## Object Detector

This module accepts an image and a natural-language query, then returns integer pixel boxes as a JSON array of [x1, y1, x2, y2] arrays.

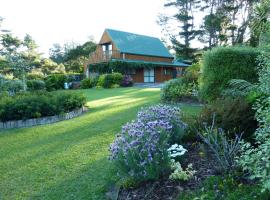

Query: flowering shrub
[[121, 75, 133, 87], [137, 104, 187, 143], [109, 104, 187, 185], [109, 120, 172, 184]]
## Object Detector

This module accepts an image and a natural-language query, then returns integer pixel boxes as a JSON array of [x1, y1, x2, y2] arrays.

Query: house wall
[[123, 53, 173, 63], [131, 67, 176, 83]]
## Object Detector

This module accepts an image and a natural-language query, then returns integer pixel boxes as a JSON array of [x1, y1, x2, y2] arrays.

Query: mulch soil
[[117, 143, 216, 200]]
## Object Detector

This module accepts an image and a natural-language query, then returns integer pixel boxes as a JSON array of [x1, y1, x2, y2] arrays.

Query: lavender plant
[[109, 104, 187, 185], [137, 104, 187, 143], [109, 120, 172, 184]]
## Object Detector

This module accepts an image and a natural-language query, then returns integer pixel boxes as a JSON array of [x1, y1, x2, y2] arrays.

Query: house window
[[176, 67, 184, 76], [163, 68, 172, 75], [126, 68, 136, 75]]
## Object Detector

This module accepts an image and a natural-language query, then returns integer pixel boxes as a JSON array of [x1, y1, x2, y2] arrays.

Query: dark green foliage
[[200, 47, 260, 101], [179, 175, 270, 200], [81, 77, 98, 89], [97, 73, 123, 88], [0, 91, 86, 121], [45, 74, 67, 91], [161, 78, 197, 102], [199, 97, 257, 139], [26, 80, 45, 91]]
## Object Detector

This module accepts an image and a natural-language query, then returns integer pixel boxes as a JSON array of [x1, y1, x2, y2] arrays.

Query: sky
[[0, 0, 171, 57]]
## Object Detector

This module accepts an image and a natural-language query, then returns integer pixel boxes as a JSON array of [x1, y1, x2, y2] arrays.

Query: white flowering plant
[[167, 144, 187, 158]]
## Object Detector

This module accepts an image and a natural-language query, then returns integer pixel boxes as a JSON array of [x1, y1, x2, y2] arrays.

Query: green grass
[[0, 88, 201, 199]]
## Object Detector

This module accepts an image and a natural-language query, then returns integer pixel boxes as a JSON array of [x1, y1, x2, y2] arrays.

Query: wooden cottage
[[85, 29, 190, 83]]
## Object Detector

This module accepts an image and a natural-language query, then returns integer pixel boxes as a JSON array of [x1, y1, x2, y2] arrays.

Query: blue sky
[[1, 0, 169, 56]]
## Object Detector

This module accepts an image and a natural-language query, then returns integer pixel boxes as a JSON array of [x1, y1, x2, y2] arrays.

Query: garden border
[[0, 107, 88, 130]]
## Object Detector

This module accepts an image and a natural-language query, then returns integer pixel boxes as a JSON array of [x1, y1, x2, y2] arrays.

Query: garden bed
[[0, 107, 88, 130], [117, 142, 216, 200]]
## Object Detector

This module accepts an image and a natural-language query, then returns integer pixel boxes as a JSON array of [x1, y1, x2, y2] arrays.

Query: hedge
[[0, 91, 86, 121], [200, 47, 260, 101]]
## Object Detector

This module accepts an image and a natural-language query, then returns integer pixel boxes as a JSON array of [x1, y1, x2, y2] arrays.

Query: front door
[[144, 68, 155, 83]]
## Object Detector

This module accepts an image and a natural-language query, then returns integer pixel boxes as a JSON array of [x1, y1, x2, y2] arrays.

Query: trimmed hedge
[[200, 47, 260, 101], [0, 91, 86, 122]]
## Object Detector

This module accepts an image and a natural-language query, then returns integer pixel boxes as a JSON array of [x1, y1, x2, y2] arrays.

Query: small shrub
[[121, 75, 133, 87], [81, 77, 98, 89], [199, 97, 257, 139], [161, 78, 197, 103], [27, 80, 46, 91], [97, 73, 123, 88], [45, 74, 67, 91], [200, 47, 260, 101]]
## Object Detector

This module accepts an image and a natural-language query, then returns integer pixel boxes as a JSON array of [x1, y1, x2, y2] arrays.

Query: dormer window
[[102, 43, 112, 52]]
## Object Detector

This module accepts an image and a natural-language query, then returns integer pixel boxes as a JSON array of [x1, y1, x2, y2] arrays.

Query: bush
[[200, 47, 260, 101], [27, 80, 46, 91], [45, 74, 67, 91], [97, 73, 123, 88], [238, 51, 270, 192], [161, 78, 197, 102], [199, 97, 257, 140], [0, 91, 86, 121], [182, 62, 200, 84], [121, 75, 133, 87], [109, 104, 187, 185], [81, 77, 98, 89]]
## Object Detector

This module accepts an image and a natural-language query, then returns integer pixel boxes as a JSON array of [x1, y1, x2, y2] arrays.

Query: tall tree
[[159, 0, 201, 60]]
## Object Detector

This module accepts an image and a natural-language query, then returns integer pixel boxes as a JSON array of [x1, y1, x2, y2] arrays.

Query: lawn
[[0, 88, 201, 199]]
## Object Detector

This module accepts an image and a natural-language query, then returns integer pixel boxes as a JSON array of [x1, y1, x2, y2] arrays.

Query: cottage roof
[[105, 29, 174, 58]]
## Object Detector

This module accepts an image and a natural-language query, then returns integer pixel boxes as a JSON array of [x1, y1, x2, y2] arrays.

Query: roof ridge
[[105, 28, 160, 40]]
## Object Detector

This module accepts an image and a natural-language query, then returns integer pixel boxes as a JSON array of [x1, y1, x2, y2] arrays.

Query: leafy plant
[[169, 160, 195, 181], [238, 51, 270, 192], [199, 97, 257, 139], [179, 175, 270, 200], [120, 75, 133, 87]]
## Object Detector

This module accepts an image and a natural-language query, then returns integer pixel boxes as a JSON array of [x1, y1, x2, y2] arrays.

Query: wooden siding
[[123, 53, 173, 63], [131, 68, 144, 82]]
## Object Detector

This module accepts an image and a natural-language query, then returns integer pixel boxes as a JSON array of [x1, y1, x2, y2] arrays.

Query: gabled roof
[[105, 29, 174, 58]]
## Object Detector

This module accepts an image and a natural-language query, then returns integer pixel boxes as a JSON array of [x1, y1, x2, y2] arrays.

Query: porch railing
[[87, 50, 121, 65]]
